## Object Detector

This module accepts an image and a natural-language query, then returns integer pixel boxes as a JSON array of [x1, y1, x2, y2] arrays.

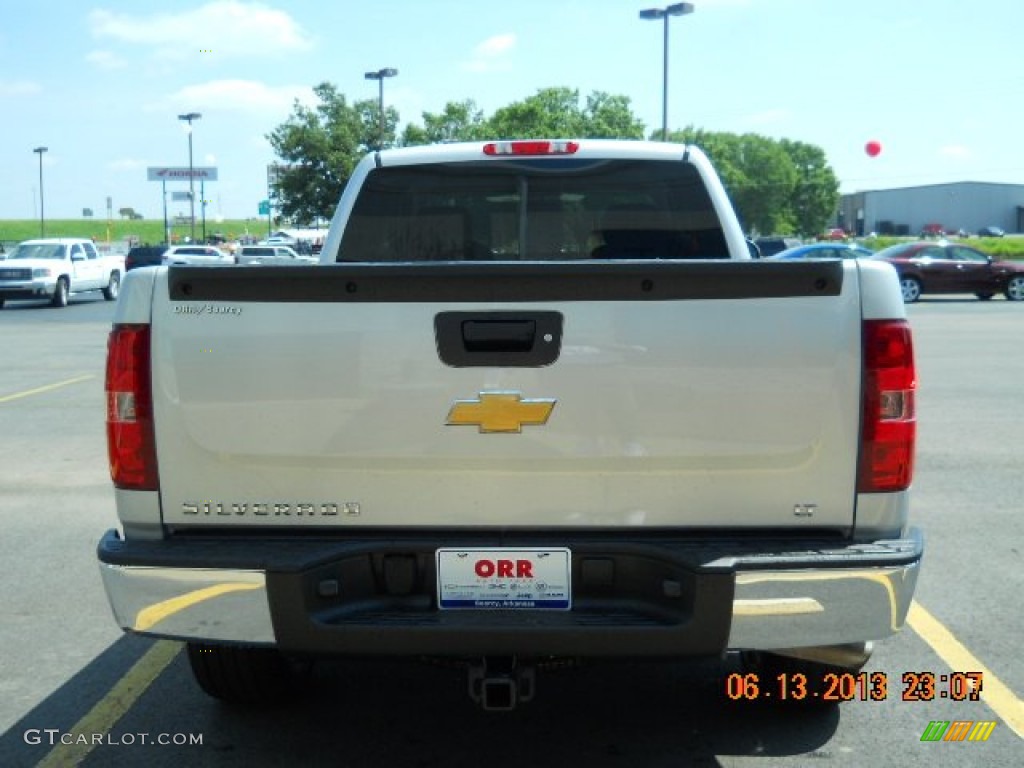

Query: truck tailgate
[[153, 260, 860, 530]]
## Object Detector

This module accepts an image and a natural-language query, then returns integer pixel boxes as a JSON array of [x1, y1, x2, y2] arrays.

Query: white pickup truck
[[98, 140, 922, 709], [0, 238, 123, 308]]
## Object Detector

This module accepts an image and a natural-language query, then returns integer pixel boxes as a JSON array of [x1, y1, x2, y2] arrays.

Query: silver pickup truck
[[98, 139, 922, 709]]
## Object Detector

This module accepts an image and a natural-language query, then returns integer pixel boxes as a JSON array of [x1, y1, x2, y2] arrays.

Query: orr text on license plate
[[436, 548, 571, 610]]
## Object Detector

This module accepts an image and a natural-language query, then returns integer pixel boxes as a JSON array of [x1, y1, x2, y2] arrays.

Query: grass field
[[0, 218, 272, 248]]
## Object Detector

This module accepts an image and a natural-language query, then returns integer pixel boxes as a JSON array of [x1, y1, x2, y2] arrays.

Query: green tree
[[779, 139, 840, 238], [672, 128, 836, 236], [268, 83, 842, 235], [400, 88, 644, 145], [265, 82, 389, 223], [483, 87, 644, 140], [729, 133, 797, 235], [401, 100, 489, 145], [582, 92, 646, 139], [486, 87, 584, 138]]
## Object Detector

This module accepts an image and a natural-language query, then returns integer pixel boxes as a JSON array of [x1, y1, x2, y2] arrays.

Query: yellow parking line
[[0, 375, 95, 404], [133, 582, 263, 632], [35, 640, 182, 768], [907, 600, 1024, 738]]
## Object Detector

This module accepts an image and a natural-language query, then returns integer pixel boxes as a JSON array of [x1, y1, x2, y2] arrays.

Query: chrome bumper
[[727, 555, 921, 650], [99, 564, 276, 645], [98, 528, 922, 653]]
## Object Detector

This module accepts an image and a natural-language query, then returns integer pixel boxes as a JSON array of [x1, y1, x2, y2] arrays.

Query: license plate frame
[[436, 547, 571, 610]]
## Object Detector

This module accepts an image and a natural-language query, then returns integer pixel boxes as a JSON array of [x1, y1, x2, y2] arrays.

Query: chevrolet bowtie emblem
[[446, 392, 556, 433]]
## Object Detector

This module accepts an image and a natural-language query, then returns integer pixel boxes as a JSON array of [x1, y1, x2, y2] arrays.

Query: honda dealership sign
[[147, 166, 218, 181]]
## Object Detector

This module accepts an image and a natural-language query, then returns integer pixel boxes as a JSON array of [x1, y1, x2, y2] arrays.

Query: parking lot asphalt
[[0, 293, 1020, 767]]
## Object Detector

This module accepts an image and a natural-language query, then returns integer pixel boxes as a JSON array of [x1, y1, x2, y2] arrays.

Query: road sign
[[258, 200, 271, 215], [267, 164, 293, 187], [147, 166, 219, 181]]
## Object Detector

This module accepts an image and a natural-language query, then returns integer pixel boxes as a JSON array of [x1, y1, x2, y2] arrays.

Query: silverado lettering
[[181, 502, 343, 517]]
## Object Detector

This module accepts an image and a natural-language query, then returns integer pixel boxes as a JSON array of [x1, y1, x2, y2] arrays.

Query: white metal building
[[838, 182, 1024, 236]]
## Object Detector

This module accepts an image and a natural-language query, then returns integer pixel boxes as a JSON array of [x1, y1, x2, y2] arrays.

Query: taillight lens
[[106, 324, 159, 490], [483, 140, 580, 156], [858, 320, 916, 492]]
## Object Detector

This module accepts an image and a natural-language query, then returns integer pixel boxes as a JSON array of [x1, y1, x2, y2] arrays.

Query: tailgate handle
[[434, 311, 563, 367], [462, 320, 536, 352]]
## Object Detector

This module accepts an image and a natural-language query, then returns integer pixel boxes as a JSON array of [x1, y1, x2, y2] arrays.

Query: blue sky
[[2, 0, 1021, 222]]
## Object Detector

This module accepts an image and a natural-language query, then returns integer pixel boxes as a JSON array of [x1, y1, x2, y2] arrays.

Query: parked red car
[[871, 241, 1024, 302]]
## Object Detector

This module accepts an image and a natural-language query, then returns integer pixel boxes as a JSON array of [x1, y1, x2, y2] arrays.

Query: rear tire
[[899, 277, 922, 303], [50, 277, 69, 307], [1005, 275, 1024, 301], [186, 643, 301, 706], [102, 271, 120, 301]]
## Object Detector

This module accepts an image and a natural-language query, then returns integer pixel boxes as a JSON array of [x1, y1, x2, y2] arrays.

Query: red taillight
[[106, 324, 159, 490], [858, 320, 916, 493], [483, 140, 580, 156]]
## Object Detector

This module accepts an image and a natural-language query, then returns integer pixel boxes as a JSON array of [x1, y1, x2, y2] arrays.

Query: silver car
[[235, 245, 317, 266], [163, 245, 233, 266]]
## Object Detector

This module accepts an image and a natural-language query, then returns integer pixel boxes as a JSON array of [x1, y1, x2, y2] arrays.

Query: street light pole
[[364, 68, 398, 149], [639, 3, 694, 141], [33, 146, 48, 237], [177, 112, 202, 242]]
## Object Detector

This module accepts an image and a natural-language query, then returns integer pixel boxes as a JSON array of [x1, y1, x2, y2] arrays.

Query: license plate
[[436, 547, 571, 610]]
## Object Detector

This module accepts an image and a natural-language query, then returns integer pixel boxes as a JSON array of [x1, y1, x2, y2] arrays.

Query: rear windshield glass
[[336, 158, 727, 262]]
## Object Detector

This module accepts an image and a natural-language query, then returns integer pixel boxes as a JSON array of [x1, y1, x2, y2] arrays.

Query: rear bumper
[[97, 527, 922, 657]]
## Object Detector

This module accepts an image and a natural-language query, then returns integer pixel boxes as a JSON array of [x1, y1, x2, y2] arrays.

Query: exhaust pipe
[[468, 657, 535, 711]]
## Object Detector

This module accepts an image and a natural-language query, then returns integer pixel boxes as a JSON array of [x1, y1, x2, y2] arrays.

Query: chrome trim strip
[[98, 564, 275, 645]]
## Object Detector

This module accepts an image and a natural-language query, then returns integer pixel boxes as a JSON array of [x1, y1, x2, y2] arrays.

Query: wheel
[[899, 277, 922, 303], [50, 277, 69, 307], [186, 643, 302, 706], [102, 271, 120, 301], [975, 292, 994, 301], [1005, 275, 1024, 302]]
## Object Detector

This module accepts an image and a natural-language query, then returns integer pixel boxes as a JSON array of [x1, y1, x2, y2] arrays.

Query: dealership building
[[837, 181, 1024, 236]]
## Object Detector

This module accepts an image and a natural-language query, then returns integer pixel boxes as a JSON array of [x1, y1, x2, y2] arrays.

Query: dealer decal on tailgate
[[436, 548, 571, 610]]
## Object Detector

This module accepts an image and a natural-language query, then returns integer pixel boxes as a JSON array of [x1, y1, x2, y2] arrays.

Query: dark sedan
[[871, 241, 1024, 302], [124, 245, 168, 271], [767, 242, 875, 260]]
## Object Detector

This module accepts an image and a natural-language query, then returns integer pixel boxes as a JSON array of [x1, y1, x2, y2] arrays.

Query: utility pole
[[364, 68, 398, 149]]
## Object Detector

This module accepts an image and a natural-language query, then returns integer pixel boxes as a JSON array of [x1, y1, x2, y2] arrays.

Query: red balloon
[[865, 140, 882, 157]]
